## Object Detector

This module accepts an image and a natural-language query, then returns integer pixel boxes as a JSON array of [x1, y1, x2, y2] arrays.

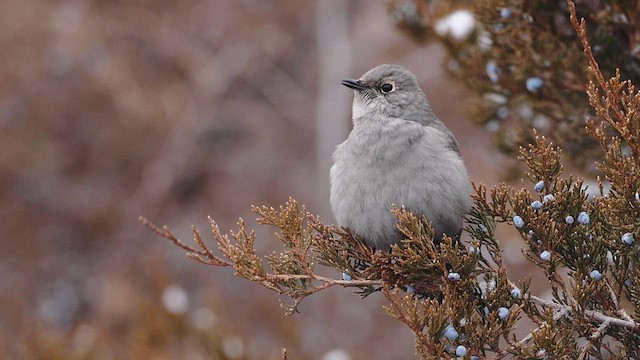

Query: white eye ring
[[380, 83, 394, 93]]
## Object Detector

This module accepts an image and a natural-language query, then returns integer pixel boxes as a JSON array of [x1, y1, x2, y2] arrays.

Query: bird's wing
[[424, 122, 461, 155], [446, 131, 461, 154]]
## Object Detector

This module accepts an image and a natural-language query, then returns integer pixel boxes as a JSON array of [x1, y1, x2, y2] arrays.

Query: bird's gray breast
[[330, 118, 471, 249]]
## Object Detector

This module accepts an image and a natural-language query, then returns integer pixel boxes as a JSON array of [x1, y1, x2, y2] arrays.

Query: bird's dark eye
[[380, 83, 394, 93]]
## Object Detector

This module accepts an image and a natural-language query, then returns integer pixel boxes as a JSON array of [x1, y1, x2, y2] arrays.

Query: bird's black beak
[[341, 79, 369, 91]]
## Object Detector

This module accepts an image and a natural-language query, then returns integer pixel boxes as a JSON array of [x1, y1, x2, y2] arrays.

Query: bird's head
[[341, 64, 432, 123]]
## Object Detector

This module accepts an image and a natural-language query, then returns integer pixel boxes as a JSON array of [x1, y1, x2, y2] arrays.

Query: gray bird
[[330, 64, 472, 250]]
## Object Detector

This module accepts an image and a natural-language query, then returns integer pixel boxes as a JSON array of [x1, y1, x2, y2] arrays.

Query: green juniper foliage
[[142, 1, 640, 359]]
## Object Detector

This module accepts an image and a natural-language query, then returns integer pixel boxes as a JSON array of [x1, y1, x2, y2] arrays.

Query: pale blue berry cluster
[[534, 180, 545, 192], [513, 215, 525, 229], [486, 60, 500, 83], [526, 77, 544, 92], [540, 250, 551, 261], [621, 232, 634, 245], [444, 325, 459, 341], [589, 270, 603, 281], [448, 272, 461, 282], [511, 287, 522, 299], [497, 106, 509, 119], [577, 211, 590, 225], [498, 307, 509, 320], [563, 212, 590, 225]]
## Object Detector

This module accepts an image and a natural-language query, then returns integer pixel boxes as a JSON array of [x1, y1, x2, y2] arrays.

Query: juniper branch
[[577, 321, 609, 360], [263, 274, 380, 289], [139, 216, 231, 267], [528, 294, 638, 330], [510, 306, 570, 349]]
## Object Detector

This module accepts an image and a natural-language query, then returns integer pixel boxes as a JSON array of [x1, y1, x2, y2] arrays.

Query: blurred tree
[[147, 1, 640, 359], [388, 0, 640, 171]]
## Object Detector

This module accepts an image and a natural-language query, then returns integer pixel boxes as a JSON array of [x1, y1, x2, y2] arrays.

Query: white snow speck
[[435, 9, 476, 40]]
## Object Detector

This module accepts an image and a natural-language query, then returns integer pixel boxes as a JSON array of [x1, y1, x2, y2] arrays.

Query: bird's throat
[[346, 118, 423, 164], [351, 99, 367, 121]]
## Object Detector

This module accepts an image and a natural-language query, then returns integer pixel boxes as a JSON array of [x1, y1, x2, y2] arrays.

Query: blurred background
[[0, 0, 530, 359]]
